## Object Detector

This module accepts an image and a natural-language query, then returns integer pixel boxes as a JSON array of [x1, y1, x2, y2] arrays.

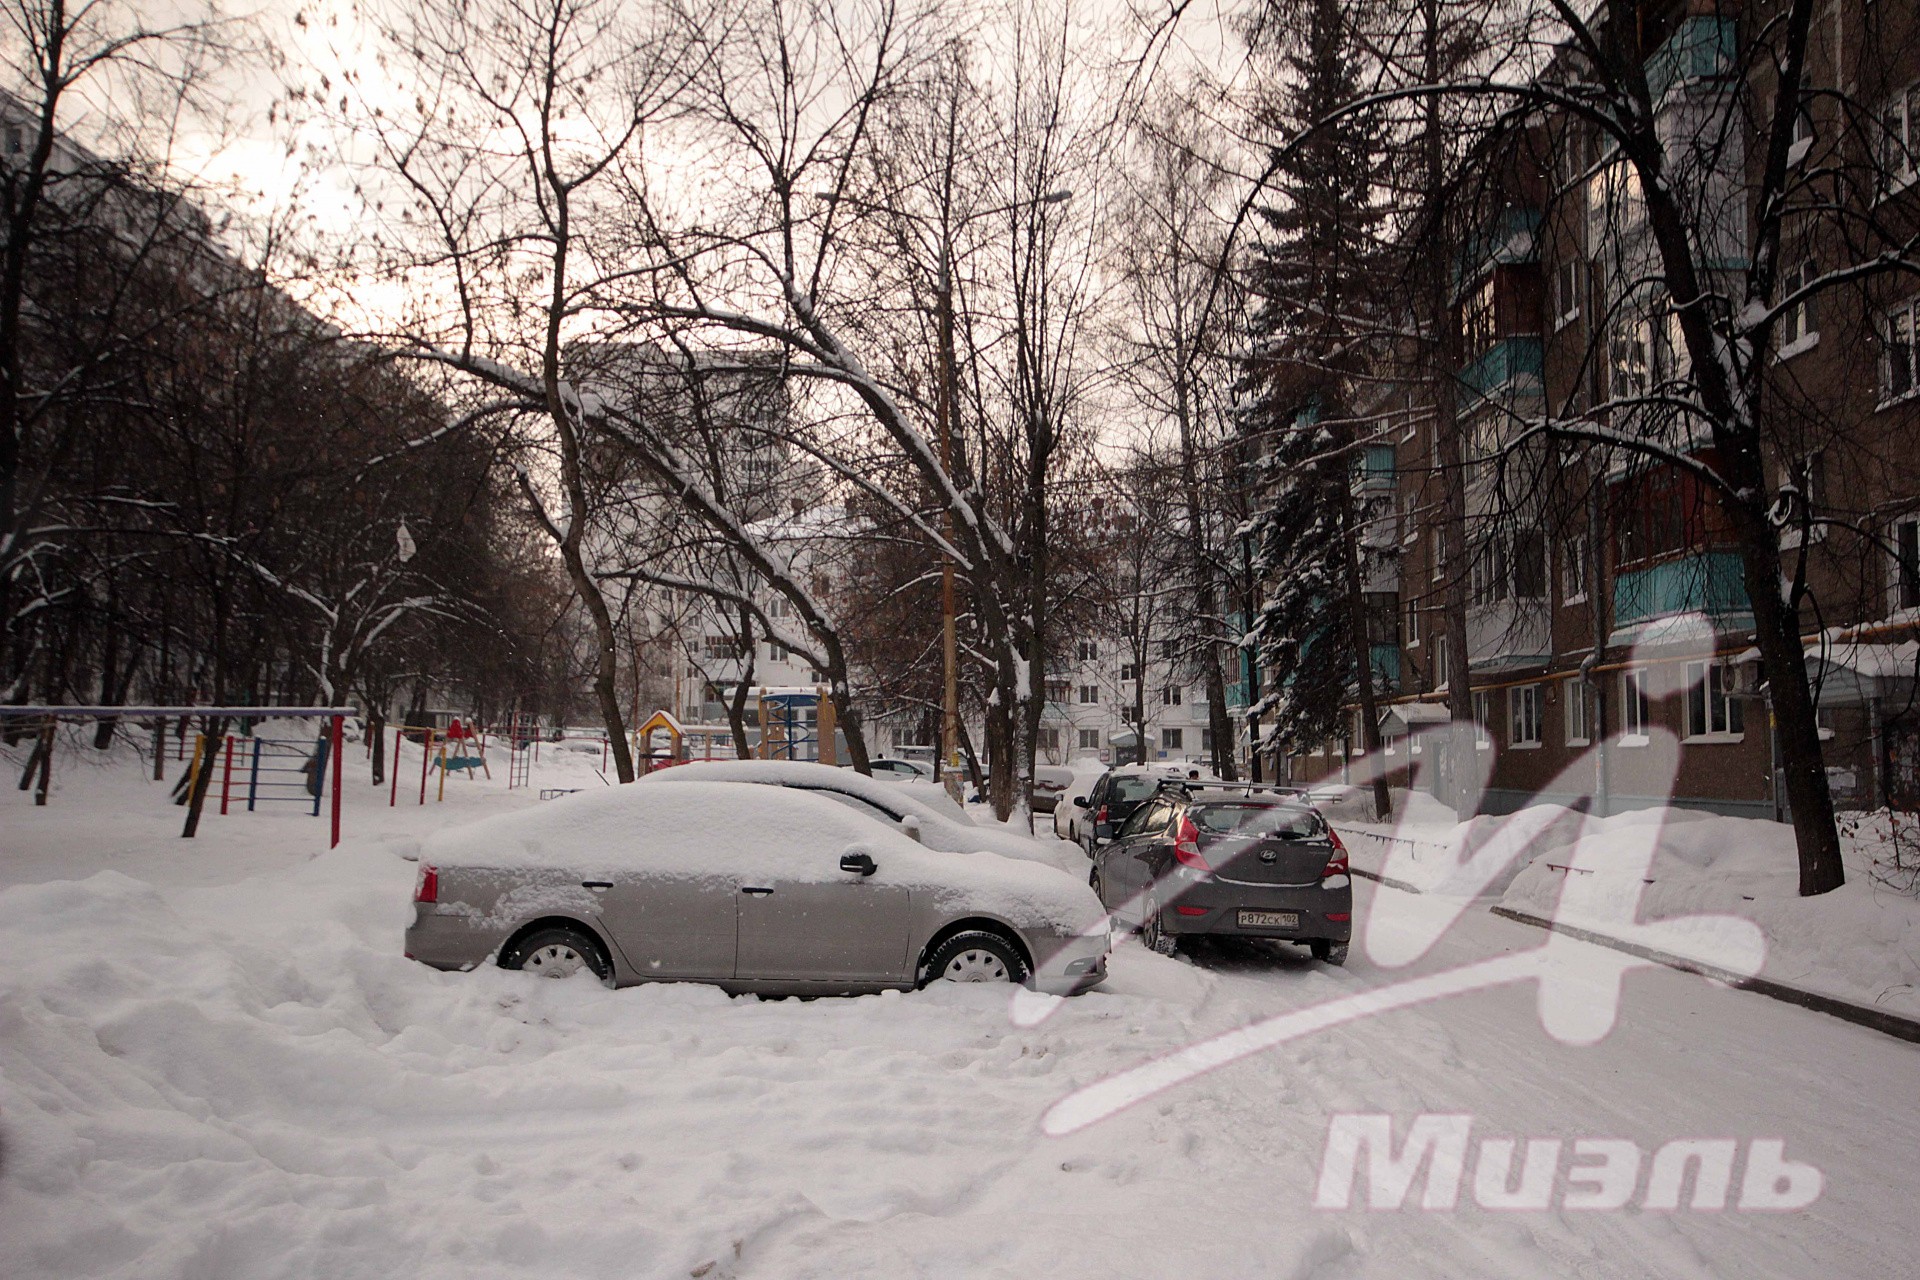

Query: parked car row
[[403, 760, 1350, 1002]]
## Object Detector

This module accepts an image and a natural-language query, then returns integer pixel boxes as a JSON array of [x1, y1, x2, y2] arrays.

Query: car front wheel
[[501, 925, 612, 983], [920, 930, 1030, 986]]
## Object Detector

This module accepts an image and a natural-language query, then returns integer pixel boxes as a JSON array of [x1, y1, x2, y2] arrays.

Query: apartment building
[[1286, 0, 1920, 818]]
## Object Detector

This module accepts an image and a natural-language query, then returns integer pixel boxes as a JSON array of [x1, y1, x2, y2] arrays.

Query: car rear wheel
[[1310, 939, 1348, 966], [920, 930, 1030, 986], [1140, 902, 1177, 956], [501, 925, 611, 983]]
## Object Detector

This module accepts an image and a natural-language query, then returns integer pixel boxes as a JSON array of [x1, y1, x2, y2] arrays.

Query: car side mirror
[[839, 850, 878, 876], [1069, 795, 1087, 807], [898, 815, 923, 843]]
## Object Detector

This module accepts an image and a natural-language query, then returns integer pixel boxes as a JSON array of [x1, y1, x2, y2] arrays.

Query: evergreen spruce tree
[[1237, 0, 1392, 798]]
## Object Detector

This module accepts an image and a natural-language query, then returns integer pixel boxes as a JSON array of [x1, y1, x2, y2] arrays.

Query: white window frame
[[1563, 536, 1590, 605], [1160, 685, 1182, 706], [1881, 85, 1919, 192], [1404, 598, 1422, 649], [1161, 727, 1184, 751], [1565, 677, 1591, 746], [1552, 258, 1582, 331], [1621, 668, 1651, 743], [1509, 684, 1543, 748], [1472, 689, 1495, 749], [1684, 660, 1746, 740], [1078, 728, 1101, 750], [1077, 684, 1099, 704], [1433, 634, 1450, 692], [1883, 298, 1919, 406], [1894, 517, 1920, 613], [1776, 259, 1818, 358]]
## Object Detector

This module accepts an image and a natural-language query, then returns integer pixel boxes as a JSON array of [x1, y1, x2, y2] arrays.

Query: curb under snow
[[1345, 857, 1920, 1046]]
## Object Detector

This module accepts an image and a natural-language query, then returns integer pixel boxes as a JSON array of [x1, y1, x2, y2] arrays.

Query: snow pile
[[1498, 810, 1920, 1018], [1338, 797, 1920, 1018]]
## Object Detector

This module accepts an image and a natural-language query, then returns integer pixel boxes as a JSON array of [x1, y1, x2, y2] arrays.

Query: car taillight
[[1095, 805, 1108, 824], [414, 864, 439, 904], [1173, 814, 1211, 872], [1323, 827, 1349, 878]]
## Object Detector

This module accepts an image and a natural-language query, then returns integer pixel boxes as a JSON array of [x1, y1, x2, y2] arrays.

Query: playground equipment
[[634, 709, 684, 775], [756, 686, 837, 765], [506, 712, 539, 790], [1, 705, 354, 847]]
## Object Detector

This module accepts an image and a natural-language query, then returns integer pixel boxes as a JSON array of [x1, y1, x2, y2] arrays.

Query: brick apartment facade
[[1278, 0, 1920, 818]]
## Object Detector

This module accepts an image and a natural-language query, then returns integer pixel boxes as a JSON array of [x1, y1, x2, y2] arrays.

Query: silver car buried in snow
[[404, 780, 1109, 996]]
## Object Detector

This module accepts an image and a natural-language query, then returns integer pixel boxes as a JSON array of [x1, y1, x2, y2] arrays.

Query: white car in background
[[1051, 759, 1114, 846], [859, 757, 934, 781], [644, 759, 1082, 873]]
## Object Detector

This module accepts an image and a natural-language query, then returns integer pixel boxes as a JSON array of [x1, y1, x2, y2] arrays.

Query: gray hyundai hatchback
[[1089, 783, 1352, 963]]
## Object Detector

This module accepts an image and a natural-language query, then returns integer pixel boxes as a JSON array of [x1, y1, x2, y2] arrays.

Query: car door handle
[[581, 880, 613, 891], [740, 886, 775, 896]]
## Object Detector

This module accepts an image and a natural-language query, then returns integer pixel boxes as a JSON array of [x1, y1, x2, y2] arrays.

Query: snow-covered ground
[[4, 736, 1918, 1278], [1334, 789, 1920, 1018]]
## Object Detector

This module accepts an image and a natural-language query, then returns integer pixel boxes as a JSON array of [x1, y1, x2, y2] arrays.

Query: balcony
[[1459, 337, 1543, 401], [1613, 550, 1749, 629], [1644, 17, 1735, 102], [1466, 600, 1552, 673], [1371, 645, 1402, 691]]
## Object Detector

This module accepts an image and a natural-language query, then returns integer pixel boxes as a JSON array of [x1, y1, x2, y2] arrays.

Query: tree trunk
[[369, 707, 387, 787], [1735, 507, 1844, 894], [1337, 466, 1392, 821], [180, 715, 226, 838]]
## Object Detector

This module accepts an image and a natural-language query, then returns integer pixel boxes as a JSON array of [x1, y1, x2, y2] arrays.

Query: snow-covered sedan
[[642, 759, 1081, 872], [405, 781, 1108, 995]]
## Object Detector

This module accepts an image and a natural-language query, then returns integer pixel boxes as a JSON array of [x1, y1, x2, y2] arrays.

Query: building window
[[1077, 684, 1099, 704], [1433, 634, 1450, 690], [1621, 668, 1651, 739], [1552, 259, 1581, 330], [1608, 318, 1652, 402], [1896, 518, 1920, 611], [1563, 536, 1590, 604], [1201, 727, 1215, 752], [1472, 689, 1494, 748], [1404, 598, 1422, 648], [1881, 299, 1917, 402], [1685, 661, 1745, 738], [1038, 727, 1061, 751], [1566, 678, 1591, 745], [767, 596, 791, 619], [1470, 535, 1509, 606], [768, 642, 790, 662], [1078, 728, 1100, 750], [1077, 640, 1099, 661], [1045, 680, 1069, 704], [1881, 85, 1919, 187], [1119, 662, 1139, 683], [1161, 685, 1182, 706], [703, 635, 743, 660], [1161, 727, 1184, 751], [1510, 684, 1543, 747], [1512, 529, 1546, 599], [1778, 259, 1816, 351]]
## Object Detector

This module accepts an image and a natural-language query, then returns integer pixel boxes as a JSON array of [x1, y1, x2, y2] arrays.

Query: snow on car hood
[[421, 781, 1102, 934]]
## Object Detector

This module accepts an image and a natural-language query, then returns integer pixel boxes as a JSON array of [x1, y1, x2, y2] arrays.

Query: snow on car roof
[[420, 780, 1099, 930], [646, 759, 976, 826]]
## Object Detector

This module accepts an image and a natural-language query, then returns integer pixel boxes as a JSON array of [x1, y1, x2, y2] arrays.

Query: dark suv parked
[[1089, 783, 1352, 963], [1078, 765, 1196, 856]]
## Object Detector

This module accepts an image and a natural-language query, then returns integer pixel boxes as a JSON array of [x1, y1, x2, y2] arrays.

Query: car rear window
[[1191, 803, 1325, 840], [1110, 776, 1160, 802]]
